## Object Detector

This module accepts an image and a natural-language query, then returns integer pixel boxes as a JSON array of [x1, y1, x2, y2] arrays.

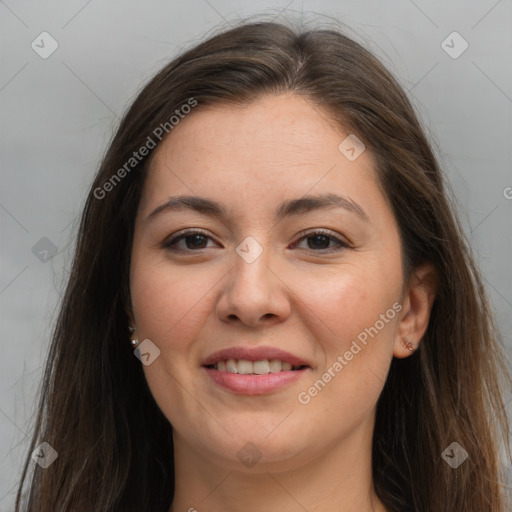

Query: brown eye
[[293, 230, 350, 253], [162, 230, 218, 252]]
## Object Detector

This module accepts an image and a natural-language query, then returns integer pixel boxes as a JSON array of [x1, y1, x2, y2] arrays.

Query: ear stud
[[128, 326, 138, 347], [401, 337, 416, 352]]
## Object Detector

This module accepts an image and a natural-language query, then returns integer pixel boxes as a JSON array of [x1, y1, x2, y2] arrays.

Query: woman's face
[[129, 93, 408, 471]]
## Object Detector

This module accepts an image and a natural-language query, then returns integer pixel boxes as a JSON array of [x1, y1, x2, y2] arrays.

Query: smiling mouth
[[204, 359, 309, 375]]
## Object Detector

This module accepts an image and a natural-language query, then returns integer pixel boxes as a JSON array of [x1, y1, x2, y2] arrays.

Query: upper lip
[[202, 346, 310, 367]]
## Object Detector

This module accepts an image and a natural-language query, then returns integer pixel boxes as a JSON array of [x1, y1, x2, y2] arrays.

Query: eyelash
[[162, 228, 350, 254]]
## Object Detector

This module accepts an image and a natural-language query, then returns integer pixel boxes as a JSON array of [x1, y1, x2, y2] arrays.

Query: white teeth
[[253, 360, 270, 374], [269, 359, 282, 373], [213, 358, 302, 374], [225, 359, 238, 373], [238, 359, 253, 375]]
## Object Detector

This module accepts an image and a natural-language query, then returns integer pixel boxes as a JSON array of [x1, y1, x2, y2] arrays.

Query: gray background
[[1, 0, 511, 508]]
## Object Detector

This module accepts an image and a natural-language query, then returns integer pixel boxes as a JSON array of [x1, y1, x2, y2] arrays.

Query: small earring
[[128, 325, 138, 347], [401, 337, 416, 352]]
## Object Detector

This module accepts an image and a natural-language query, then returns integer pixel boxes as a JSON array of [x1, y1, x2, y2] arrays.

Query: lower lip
[[204, 367, 309, 395]]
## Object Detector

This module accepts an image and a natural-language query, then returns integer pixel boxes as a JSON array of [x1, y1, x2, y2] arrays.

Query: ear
[[125, 300, 137, 336], [394, 262, 437, 358], [123, 284, 134, 322]]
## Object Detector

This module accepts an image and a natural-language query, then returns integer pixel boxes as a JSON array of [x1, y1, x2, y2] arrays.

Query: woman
[[15, 18, 511, 512]]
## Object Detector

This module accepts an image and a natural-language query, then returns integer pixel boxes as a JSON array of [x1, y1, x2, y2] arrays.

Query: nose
[[216, 243, 292, 328]]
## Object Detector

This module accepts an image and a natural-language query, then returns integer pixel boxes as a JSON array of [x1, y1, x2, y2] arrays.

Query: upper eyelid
[[295, 227, 347, 241], [293, 230, 351, 250], [163, 228, 350, 249], [162, 228, 215, 246]]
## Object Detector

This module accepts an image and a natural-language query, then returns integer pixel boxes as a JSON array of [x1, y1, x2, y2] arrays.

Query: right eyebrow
[[145, 193, 369, 225]]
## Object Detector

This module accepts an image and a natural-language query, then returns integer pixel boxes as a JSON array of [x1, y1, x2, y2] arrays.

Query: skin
[[128, 93, 436, 512]]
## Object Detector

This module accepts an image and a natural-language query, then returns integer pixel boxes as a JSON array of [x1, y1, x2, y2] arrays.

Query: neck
[[168, 417, 388, 512]]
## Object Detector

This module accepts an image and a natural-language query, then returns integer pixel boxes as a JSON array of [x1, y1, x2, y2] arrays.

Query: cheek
[[296, 261, 401, 351], [295, 268, 398, 421], [129, 259, 216, 354], [129, 260, 215, 421]]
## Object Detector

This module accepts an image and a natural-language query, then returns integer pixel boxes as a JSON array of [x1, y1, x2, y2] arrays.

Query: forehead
[[153, 94, 358, 169], [139, 93, 383, 220]]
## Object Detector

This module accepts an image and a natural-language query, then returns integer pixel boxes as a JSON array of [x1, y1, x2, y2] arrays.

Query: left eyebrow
[[275, 193, 369, 222], [145, 193, 369, 224]]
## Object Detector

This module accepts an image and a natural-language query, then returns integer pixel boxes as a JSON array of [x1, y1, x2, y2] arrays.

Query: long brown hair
[[15, 18, 511, 511]]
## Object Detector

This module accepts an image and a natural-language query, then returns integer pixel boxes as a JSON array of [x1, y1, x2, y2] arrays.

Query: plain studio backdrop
[[0, 0, 511, 508]]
